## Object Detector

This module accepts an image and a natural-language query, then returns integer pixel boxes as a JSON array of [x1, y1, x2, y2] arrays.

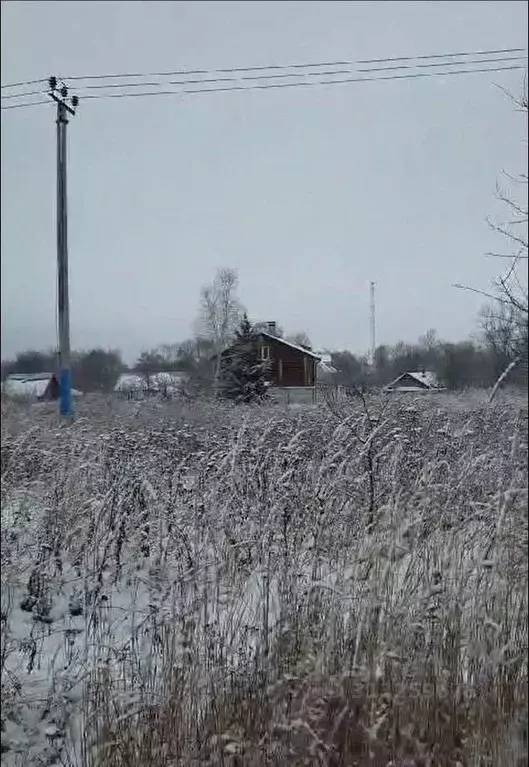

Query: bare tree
[[159, 344, 182, 367], [480, 302, 525, 358], [195, 268, 244, 393], [252, 321, 284, 337], [286, 331, 312, 349], [173, 337, 216, 395], [456, 78, 528, 398], [487, 83, 528, 317]]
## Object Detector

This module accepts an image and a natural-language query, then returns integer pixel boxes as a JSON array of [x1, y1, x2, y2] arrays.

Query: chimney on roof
[[267, 321, 277, 335]]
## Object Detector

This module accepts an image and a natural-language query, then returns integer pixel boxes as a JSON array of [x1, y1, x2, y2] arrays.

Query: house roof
[[7, 372, 54, 382], [221, 333, 322, 361], [385, 371, 440, 390], [316, 352, 337, 376], [258, 333, 322, 360]]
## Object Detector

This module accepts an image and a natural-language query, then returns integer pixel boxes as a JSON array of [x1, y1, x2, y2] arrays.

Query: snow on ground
[[1, 487, 285, 765], [1, 394, 527, 765]]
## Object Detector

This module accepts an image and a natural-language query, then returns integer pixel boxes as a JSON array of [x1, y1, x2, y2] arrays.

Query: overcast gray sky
[[1, 1, 527, 363]]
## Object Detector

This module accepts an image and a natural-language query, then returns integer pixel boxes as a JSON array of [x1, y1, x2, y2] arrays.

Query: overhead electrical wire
[[62, 45, 528, 79], [355, 46, 526, 63], [3, 52, 526, 102], [1, 47, 526, 111], [1, 64, 526, 111], [77, 63, 529, 99], [1, 99, 50, 110], [0, 76, 48, 90], [2, 45, 524, 89], [2, 89, 49, 100]]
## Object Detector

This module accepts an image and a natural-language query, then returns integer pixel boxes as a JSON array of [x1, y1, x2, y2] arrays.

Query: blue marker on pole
[[59, 368, 73, 418]]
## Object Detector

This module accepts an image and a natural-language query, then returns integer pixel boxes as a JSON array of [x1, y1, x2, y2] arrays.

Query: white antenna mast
[[370, 281, 376, 365]]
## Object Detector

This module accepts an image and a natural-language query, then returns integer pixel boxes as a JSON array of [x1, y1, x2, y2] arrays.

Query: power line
[[46, 46, 529, 81], [356, 54, 526, 73], [1, 99, 50, 110], [177, 64, 526, 95], [87, 63, 527, 97], [3, 54, 525, 103], [0, 77, 48, 90], [54, 54, 529, 92], [71, 68, 354, 91], [1, 45, 526, 91], [1, 63, 526, 112], [2, 89, 47, 100], [356, 46, 526, 64]]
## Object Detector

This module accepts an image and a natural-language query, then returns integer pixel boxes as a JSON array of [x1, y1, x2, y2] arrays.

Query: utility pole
[[369, 281, 376, 367], [48, 77, 78, 418]]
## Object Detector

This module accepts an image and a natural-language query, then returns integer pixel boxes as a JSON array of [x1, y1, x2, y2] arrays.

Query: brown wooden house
[[222, 324, 321, 389]]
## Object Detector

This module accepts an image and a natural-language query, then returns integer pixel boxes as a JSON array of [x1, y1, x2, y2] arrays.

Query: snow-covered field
[[1, 393, 527, 766]]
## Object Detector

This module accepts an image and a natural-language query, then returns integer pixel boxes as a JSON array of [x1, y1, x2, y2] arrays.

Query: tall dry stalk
[[1, 392, 527, 766]]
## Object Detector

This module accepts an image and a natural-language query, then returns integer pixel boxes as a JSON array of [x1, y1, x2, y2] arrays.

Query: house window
[[260, 345, 271, 361]]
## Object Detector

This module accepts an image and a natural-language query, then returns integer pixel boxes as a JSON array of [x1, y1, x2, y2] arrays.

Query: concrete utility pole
[[48, 77, 78, 418]]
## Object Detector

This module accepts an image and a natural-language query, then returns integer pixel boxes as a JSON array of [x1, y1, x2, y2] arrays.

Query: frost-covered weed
[[1, 393, 527, 766]]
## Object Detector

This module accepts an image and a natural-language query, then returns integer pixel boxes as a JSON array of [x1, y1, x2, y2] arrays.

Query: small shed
[[3, 373, 61, 401], [384, 371, 441, 393]]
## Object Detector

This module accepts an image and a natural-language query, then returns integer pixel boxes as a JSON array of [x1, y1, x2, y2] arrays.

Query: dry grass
[[1, 392, 527, 766]]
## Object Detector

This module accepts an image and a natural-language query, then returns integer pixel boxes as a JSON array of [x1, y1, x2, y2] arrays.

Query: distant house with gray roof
[[384, 371, 441, 393]]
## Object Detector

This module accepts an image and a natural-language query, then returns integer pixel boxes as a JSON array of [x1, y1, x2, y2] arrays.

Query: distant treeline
[[2, 310, 527, 396]]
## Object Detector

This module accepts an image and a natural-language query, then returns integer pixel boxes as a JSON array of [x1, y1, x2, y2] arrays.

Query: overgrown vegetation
[[1, 348, 124, 393], [1, 392, 527, 766], [331, 327, 527, 391]]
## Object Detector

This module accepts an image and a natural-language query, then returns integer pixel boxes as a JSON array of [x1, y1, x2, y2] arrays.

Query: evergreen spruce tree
[[220, 314, 270, 403]]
